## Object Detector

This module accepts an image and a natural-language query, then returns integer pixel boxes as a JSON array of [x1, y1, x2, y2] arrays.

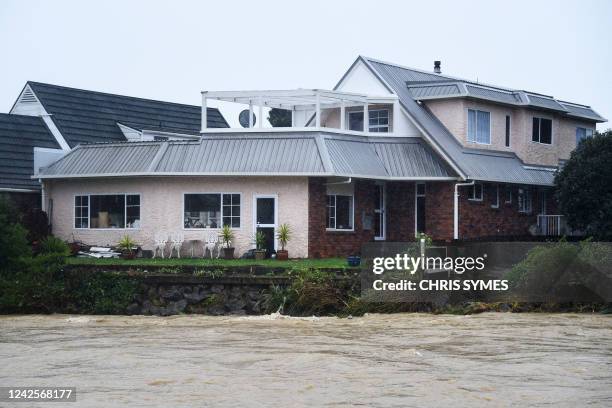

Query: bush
[[64, 272, 138, 314], [39, 236, 70, 257], [0, 198, 30, 272]]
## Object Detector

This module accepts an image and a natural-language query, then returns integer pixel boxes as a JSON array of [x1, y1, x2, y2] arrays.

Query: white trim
[[73, 193, 141, 230], [453, 180, 475, 239], [253, 194, 278, 251], [374, 182, 386, 240], [182, 192, 243, 230], [0, 187, 39, 193], [40, 115, 70, 151], [414, 182, 426, 238], [491, 184, 500, 209]]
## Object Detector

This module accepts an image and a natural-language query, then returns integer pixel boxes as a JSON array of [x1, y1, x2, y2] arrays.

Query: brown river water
[[0, 313, 611, 407]]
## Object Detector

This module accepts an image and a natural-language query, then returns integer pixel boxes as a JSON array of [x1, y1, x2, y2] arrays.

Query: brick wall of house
[[458, 183, 557, 240], [308, 177, 378, 258], [308, 178, 558, 257]]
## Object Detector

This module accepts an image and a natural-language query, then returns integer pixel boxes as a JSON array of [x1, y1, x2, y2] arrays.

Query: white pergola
[[201, 89, 399, 132]]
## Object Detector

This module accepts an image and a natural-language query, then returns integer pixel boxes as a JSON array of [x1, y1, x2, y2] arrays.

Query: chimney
[[434, 60, 441, 74]]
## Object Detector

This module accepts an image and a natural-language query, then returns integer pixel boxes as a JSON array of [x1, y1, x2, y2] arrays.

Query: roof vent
[[19, 86, 38, 104], [434, 61, 441, 74]]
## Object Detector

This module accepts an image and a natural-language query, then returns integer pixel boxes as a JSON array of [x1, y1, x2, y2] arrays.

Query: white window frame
[[532, 116, 553, 145], [414, 182, 426, 237], [468, 183, 484, 201], [73, 193, 141, 230], [467, 109, 491, 145], [326, 193, 355, 232], [518, 187, 533, 214], [368, 109, 390, 133], [491, 184, 500, 209], [182, 192, 242, 230]]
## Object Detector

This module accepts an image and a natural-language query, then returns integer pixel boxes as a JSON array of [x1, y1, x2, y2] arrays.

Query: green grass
[[66, 256, 350, 269]]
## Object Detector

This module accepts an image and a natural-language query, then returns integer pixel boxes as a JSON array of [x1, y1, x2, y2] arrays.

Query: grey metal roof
[[355, 56, 558, 185], [26, 82, 228, 147], [373, 59, 605, 122], [0, 113, 60, 191], [38, 131, 456, 180]]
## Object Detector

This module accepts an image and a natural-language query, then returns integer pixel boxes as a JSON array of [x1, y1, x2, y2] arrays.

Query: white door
[[253, 195, 277, 254]]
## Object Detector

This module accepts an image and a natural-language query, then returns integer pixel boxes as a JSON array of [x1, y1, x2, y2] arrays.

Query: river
[[1, 313, 611, 407]]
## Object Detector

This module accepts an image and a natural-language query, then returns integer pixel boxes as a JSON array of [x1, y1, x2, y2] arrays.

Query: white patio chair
[[153, 232, 168, 259], [169, 232, 184, 258], [203, 232, 220, 259]]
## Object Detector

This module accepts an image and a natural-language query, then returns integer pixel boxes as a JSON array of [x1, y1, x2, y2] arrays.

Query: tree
[[268, 108, 292, 127], [554, 130, 612, 240]]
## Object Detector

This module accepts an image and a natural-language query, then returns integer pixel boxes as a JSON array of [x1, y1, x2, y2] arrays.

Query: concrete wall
[[45, 176, 310, 258], [424, 99, 596, 166]]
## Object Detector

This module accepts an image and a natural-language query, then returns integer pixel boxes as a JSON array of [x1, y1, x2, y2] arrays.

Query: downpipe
[[454, 180, 475, 240]]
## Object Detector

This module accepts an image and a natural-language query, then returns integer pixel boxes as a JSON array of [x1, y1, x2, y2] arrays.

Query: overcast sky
[[1, 0, 610, 129]]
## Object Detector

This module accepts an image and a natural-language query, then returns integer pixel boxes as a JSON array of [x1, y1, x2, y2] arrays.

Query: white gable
[[336, 59, 421, 137]]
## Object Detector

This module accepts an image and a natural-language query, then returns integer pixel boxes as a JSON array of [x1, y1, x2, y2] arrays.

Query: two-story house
[[35, 56, 606, 258]]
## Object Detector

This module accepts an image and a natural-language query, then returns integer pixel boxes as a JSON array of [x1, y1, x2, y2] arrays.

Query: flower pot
[[254, 250, 266, 260], [276, 249, 289, 261], [121, 251, 136, 260], [222, 247, 235, 260]]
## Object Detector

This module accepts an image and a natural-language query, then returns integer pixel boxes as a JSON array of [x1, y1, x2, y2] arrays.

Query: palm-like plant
[[219, 225, 234, 248], [255, 231, 267, 250], [276, 223, 291, 251], [117, 234, 136, 252]]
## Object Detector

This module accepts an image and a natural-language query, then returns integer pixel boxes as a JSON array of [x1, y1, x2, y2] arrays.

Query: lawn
[[66, 256, 351, 269]]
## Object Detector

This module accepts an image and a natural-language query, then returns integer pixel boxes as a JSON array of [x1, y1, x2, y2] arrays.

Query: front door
[[374, 183, 386, 240], [254, 195, 277, 256]]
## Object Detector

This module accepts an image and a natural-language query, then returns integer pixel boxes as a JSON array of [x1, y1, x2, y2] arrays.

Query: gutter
[[454, 180, 475, 240]]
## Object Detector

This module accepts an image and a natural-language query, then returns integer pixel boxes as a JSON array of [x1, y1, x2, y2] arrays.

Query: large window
[[348, 111, 364, 131], [576, 127, 594, 145], [74, 194, 140, 229], [518, 188, 532, 214], [327, 194, 354, 230], [184, 193, 240, 229], [532, 117, 552, 144], [467, 109, 491, 144]]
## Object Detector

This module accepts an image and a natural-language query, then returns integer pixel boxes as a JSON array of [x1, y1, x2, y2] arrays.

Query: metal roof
[[382, 60, 605, 122], [0, 113, 60, 191], [37, 131, 456, 180], [355, 56, 559, 185], [25, 82, 229, 147]]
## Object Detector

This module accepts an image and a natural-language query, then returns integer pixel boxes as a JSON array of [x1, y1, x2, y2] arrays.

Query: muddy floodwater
[[1, 313, 611, 407]]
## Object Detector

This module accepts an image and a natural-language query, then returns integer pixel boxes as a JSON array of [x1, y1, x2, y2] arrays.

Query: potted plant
[[219, 225, 235, 259], [275, 223, 291, 260], [254, 231, 267, 260], [117, 234, 137, 259]]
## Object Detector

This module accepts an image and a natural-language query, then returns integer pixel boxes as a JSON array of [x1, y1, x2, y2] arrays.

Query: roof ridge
[[27, 81, 204, 110]]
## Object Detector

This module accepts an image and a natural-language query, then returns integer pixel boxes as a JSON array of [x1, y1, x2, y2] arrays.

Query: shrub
[[39, 236, 70, 257]]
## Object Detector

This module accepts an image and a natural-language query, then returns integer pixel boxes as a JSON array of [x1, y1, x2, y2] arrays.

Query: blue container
[[347, 256, 361, 267]]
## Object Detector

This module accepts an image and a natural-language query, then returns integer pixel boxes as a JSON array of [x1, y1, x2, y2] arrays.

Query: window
[[505, 187, 513, 204], [576, 127, 594, 145], [518, 188, 532, 214], [491, 184, 500, 208], [74, 195, 89, 228], [468, 183, 483, 201], [415, 183, 426, 234], [532, 117, 552, 144], [505, 115, 511, 147], [467, 109, 491, 144], [74, 194, 140, 229], [348, 111, 364, 131], [184, 193, 240, 228], [327, 194, 354, 230], [368, 109, 389, 133]]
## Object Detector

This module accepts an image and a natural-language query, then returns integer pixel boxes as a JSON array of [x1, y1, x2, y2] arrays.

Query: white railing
[[537, 215, 567, 236]]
